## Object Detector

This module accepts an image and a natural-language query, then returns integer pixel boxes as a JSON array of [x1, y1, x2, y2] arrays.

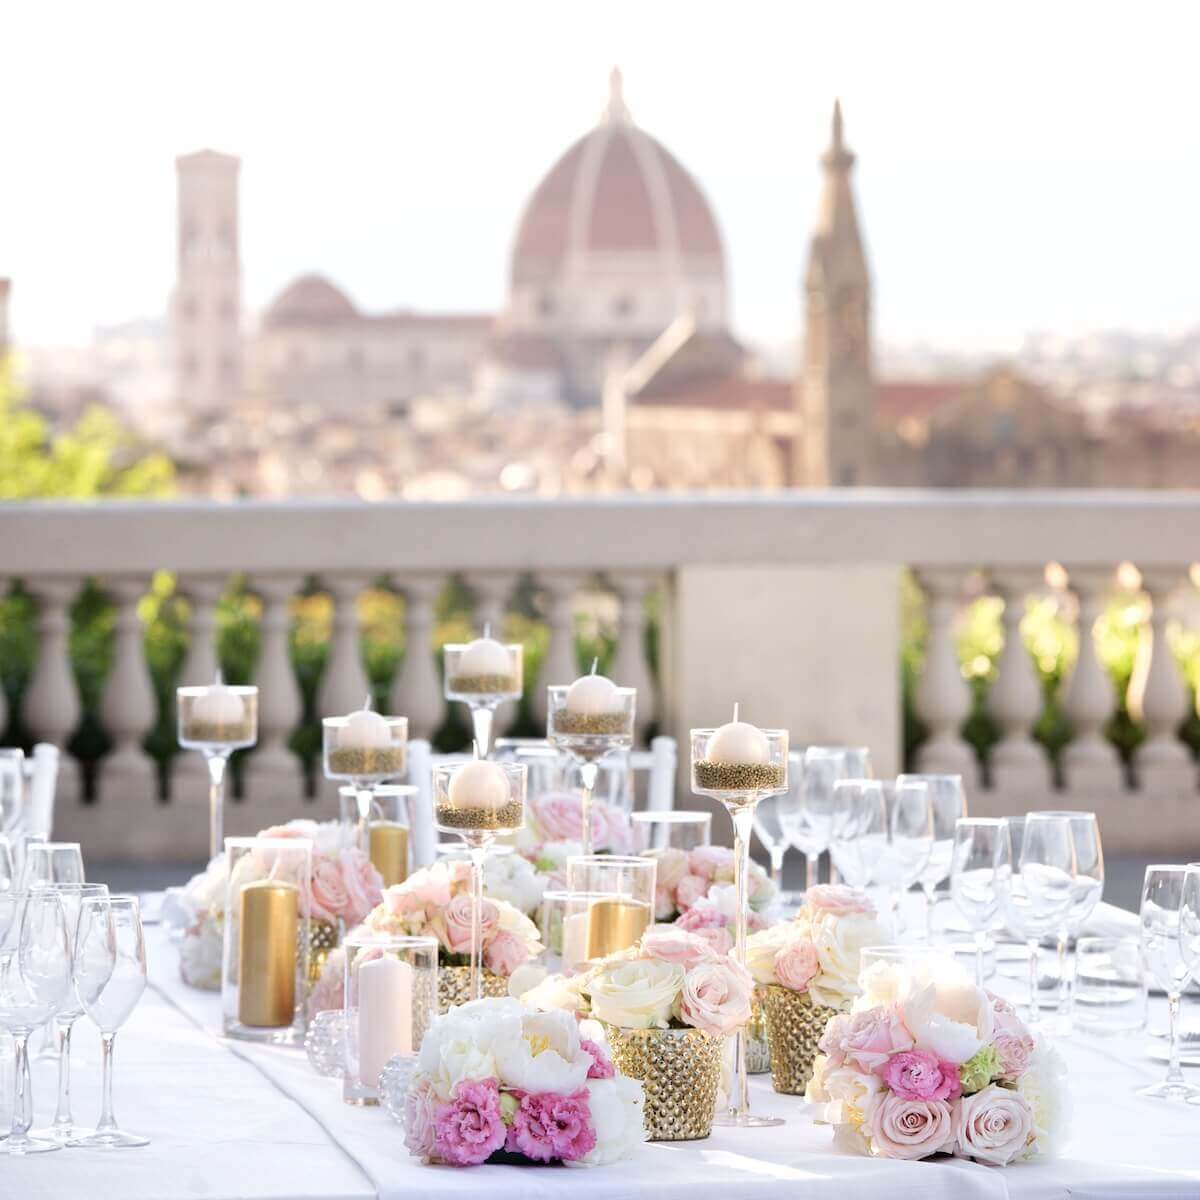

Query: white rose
[[494, 900, 545, 956], [745, 924, 795, 985], [179, 917, 223, 989], [519, 971, 590, 1015], [1016, 1041, 1069, 1158], [900, 969, 994, 1064], [588, 959, 684, 1029], [855, 961, 906, 1011], [570, 1075, 647, 1167], [485, 854, 546, 915], [808, 911, 888, 1009]]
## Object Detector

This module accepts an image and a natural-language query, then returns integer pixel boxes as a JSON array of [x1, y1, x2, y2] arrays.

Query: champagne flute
[[1137, 866, 1200, 1101], [950, 818, 1008, 985], [0, 891, 72, 1155], [71, 895, 151, 1147], [874, 779, 933, 934], [899, 774, 966, 942]]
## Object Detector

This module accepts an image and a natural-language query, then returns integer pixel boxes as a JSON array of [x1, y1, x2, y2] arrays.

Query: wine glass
[[0, 750, 24, 836], [899, 774, 965, 942], [31, 882, 109, 1142], [1137, 866, 1200, 1101], [22, 842, 85, 889], [0, 891, 72, 1155], [71, 894, 151, 1147], [1005, 815, 1075, 1022], [950, 818, 1008, 986], [780, 748, 845, 894], [0, 837, 16, 946], [828, 779, 887, 889], [751, 755, 796, 900], [873, 779, 933, 933], [1180, 864, 1200, 1103]]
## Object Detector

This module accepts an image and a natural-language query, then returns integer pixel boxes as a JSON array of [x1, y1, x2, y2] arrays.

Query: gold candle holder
[[584, 898, 650, 960], [238, 880, 299, 1028], [369, 822, 409, 888]]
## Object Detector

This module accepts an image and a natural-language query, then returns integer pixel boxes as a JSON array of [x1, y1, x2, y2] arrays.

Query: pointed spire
[[822, 98, 855, 171], [604, 66, 631, 124]]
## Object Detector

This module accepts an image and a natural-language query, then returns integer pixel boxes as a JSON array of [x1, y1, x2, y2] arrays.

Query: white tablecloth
[[6, 913, 1200, 1200]]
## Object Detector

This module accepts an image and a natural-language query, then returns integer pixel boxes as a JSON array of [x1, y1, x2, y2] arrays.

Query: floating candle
[[706, 707, 769, 764], [238, 880, 299, 1028], [565, 670, 621, 715], [457, 636, 512, 679], [192, 673, 246, 726], [447, 760, 510, 810], [357, 955, 413, 1088], [339, 702, 392, 749]]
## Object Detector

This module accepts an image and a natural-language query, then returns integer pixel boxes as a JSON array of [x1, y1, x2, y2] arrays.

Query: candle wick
[[472, 739, 480, 760], [362, 694, 372, 712], [215, 668, 224, 688], [484, 621, 491, 640], [734, 701, 740, 724], [590, 657, 599, 676]]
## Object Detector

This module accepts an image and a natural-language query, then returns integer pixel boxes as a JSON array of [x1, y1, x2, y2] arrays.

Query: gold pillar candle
[[369, 822, 409, 888], [585, 898, 650, 961], [238, 880, 299, 1028]]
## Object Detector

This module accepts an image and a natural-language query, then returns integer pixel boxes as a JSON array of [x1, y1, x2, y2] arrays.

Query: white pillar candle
[[192, 675, 246, 725], [339, 703, 392, 749], [564, 672, 621, 714], [357, 955, 413, 1088], [447, 760, 510, 810], [707, 718, 769, 764], [457, 636, 512, 677], [562, 910, 591, 970]]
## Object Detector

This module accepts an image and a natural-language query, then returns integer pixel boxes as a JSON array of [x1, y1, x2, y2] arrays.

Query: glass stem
[[468, 844, 487, 1002], [974, 930, 987, 987], [356, 787, 373, 858], [97, 1032, 118, 1135], [470, 705, 495, 760], [1026, 938, 1040, 1021], [920, 886, 934, 942], [52, 1017, 75, 1131], [1055, 927, 1070, 1022], [804, 853, 817, 894], [768, 846, 785, 892], [729, 803, 755, 1119], [579, 760, 599, 858], [11, 1032, 31, 1138], [1166, 991, 1184, 1085], [206, 752, 228, 863]]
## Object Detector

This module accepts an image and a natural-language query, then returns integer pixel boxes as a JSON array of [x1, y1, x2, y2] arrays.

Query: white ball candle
[[447, 760, 510, 811], [457, 637, 512, 677], [564, 672, 621, 714], [192, 680, 245, 726], [706, 720, 769, 764], [339, 707, 393, 750]]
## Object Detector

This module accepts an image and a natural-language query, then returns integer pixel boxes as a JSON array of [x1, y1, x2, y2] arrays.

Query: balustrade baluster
[[0, 581, 7, 738], [610, 572, 657, 744], [391, 575, 443, 740], [533, 572, 583, 726], [317, 574, 372, 717]]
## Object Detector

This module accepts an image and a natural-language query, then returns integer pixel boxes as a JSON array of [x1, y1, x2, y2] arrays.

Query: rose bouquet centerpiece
[[807, 956, 1068, 1165], [649, 845, 776, 928], [746, 885, 887, 1092], [402, 997, 645, 1167], [511, 790, 634, 879]]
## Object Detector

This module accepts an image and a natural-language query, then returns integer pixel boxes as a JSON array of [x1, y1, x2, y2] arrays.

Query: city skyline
[[1, 0, 1198, 354]]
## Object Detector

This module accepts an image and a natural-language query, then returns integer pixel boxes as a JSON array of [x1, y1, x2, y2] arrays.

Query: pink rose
[[688, 846, 732, 882], [805, 884, 875, 917], [483, 929, 528, 976], [691, 925, 733, 957], [953, 1083, 1035, 1166], [306, 947, 346, 1017], [595, 802, 633, 854], [641, 927, 718, 971], [774, 939, 820, 992], [827, 1005, 915, 1073], [878, 1049, 962, 1102], [817, 1012, 853, 1066], [529, 792, 592, 844], [403, 1078, 439, 1159], [654, 887, 677, 921], [679, 959, 754, 1037], [309, 857, 350, 923], [866, 1093, 954, 1160], [674, 874, 708, 911], [404, 865, 455, 909], [444, 892, 498, 955], [339, 848, 384, 926]]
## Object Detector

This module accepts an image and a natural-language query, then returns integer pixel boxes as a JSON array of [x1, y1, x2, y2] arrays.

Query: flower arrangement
[[403, 998, 645, 1167], [807, 957, 1068, 1165], [511, 790, 635, 874], [648, 845, 775, 926], [746, 885, 885, 1009]]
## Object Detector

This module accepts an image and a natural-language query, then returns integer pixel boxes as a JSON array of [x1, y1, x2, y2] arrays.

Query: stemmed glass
[[691, 721, 788, 1129], [751, 752, 797, 899], [899, 774, 966, 942], [71, 894, 151, 1147], [0, 890, 72, 1155], [1137, 866, 1200, 1101], [322, 709, 408, 858], [443, 629, 523, 759], [32, 882, 110, 1143], [950, 818, 1008, 986], [780, 748, 845, 895], [22, 841, 84, 889], [873, 779, 933, 934], [1180, 864, 1200, 1103], [1004, 815, 1076, 1022], [0, 749, 24, 836], [828, 779, 888, 889]]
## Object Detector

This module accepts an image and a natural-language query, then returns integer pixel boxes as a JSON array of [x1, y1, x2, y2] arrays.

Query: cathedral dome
[[265, 274, 358, 327]]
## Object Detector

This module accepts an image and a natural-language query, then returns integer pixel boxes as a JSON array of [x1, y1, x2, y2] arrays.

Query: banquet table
[[6, 907, 1200, 1200]]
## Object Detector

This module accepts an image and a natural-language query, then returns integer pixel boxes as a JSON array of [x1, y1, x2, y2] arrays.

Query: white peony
[[745, 924, 796, 986], [570, 1075, 647, 1167], [494, 1008, 591, 1094], [855, 961, 907, 1011], [1017, 1041, 1069, 1159], [519, 971, 590, 1015], [416, 997, 524, 1101], [484, 853, 547, 915], [807, 910, 888, 1009], [900, 968, 994, 1064], [588, 959, 684, 1029]]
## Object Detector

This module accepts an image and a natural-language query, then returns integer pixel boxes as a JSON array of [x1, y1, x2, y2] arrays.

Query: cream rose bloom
[[494, 1009, 592, 1094], [1017, 1042, 1069, 1158], [745, 924, 795, 986], [588, 959, 684, 1029], [808, 910, 887, 1009]]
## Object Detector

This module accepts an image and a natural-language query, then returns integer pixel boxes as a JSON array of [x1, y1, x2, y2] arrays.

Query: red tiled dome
[[264, 274, 358, 326]]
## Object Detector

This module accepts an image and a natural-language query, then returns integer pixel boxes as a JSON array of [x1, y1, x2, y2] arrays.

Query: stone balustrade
[[1, 491, 1198, 863]]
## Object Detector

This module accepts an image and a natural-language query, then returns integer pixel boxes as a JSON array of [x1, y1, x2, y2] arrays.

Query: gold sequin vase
[[761, 985, 839, 1095], [746, 987, 771, 1074], [437, 965, 509, 1012], [307, 919, 341, 989], [604, 1025, 724, 1141]]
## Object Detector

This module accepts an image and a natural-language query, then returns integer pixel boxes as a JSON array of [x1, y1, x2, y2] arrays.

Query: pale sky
[[2, 0, 1198, 352]]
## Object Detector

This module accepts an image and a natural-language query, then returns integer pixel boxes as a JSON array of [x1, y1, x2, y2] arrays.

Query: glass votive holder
[[339, 784, 415, 888], [177, 683, 258, 750], [547, 684, 636, 751], [222, 836, 312, 1045], [690, 727, 789, 798], [342, 933, 438, 1106], [564, 855, 656, 958], [443, 641, 524, 702], [631, 810, 713, 854], [432, 760, 527, 838], [1073, 936, 1147, 1036], [322, 714, 408, 782], [858, 944, 959, 992], [493, 740, 565, 796], [542, 889, 644, 971]]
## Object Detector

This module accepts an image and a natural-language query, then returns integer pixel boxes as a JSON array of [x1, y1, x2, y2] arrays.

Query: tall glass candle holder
[[564, 855, 656, 962], [443, 630, 523, 759], [547, 673, 636, 856], [432, 758, 527, 1000], [692, 712, 788, 1129], [631, 809, 713, 854], [178, 675, 258, 862], [323, 707, 407, 858], [221, 836, 312, 1045], [342, 933, 437, 1106], [338, 784, 415, 888]]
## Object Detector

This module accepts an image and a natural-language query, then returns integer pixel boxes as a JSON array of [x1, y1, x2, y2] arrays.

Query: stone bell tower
[[797, 102, 875, 487]]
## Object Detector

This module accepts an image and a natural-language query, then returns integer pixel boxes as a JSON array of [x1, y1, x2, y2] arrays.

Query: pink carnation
[[505, 1090, 596, 1163], [580, 1038, 614, 1080], [483, 929, 528, 977], [775, 939, 820, 991], [433, 1079, 507, 1166], [879, 1049, 962, 1102], [805, 884, 875, 917]]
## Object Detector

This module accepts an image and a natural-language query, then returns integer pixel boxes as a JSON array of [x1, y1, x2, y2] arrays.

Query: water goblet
[[828, 779, 887, 890], [950, 818, 1008, 986], [1137, 866, 1200, 1101], [70, 894, 151, 1147], [0, 750, 24, 837], [22, 841, 84, 889], [899, 774, 966, 942], [750, 784, 792, 901], [1179, 864, 1200, 1101], [780, 748, 845, 895], [874, 779, 933, 934], [443, 629, 523, 759]]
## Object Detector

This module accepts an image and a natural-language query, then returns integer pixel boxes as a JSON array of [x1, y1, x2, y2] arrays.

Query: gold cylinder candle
[[585, 898, 650, 960], [238, 880, 299, 1028], [369, 822, 409, 888]]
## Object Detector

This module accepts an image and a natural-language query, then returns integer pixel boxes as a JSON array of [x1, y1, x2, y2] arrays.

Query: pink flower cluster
[[654, 845, 774, 925], [810, 989, 1044, 1165], [258, 824, 383, 927], [524, 791, 634, 857]]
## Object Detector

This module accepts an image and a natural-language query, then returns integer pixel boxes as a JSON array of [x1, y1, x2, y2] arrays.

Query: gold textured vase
[[307, 919, 341, 989], [746, 987, 771, 1074], [604, 1025, 723, 1141], [437, 965, 509, 1012], [761, 985, 838, 1095]]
